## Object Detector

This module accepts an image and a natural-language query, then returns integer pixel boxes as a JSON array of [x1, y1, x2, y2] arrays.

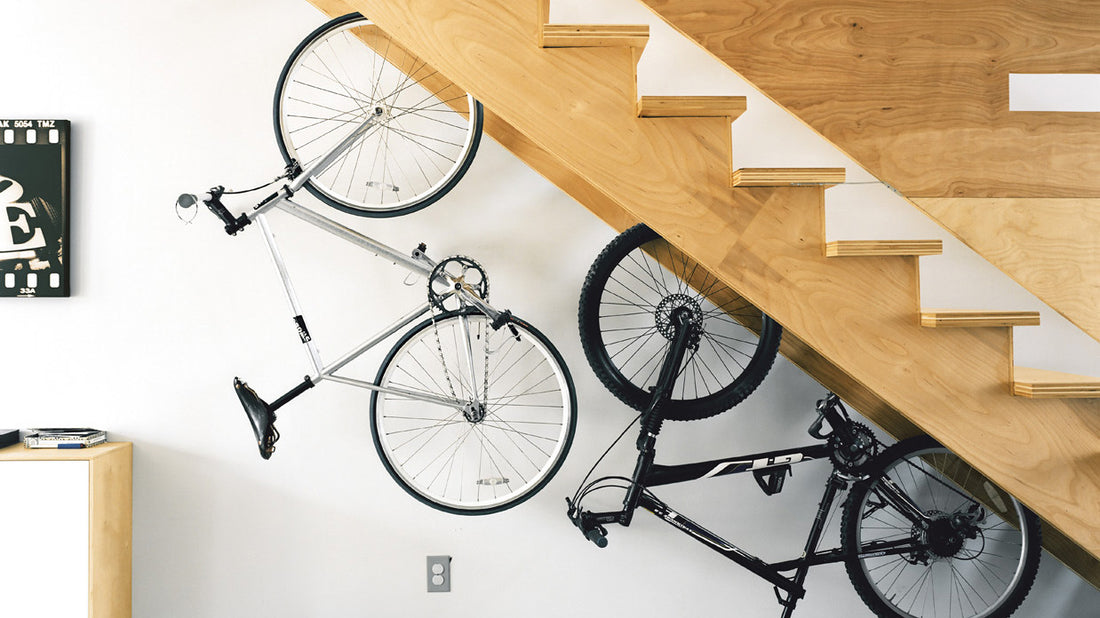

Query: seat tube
[[257, 214, 324, 375]]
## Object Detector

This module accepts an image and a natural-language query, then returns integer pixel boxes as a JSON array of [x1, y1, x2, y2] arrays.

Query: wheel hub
[[921, 511, 970, 558], [463, 401, 487, 423], [655, 294, 703, 341]]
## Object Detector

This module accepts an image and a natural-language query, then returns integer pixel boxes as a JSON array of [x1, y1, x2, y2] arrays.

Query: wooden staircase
[[636, 0, 1100, 347], [308, 0, 1100, 584]]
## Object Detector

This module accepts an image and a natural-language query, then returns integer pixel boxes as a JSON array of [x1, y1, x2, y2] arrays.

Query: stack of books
[[23, 428, 107, 449]]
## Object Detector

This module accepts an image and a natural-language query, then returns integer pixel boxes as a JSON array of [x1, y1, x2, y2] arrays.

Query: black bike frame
[[574, 317, 922, 617], [584, 446, 843, 602]]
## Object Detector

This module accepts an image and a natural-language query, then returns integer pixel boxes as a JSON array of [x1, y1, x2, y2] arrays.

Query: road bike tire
[[578, 224, 781, 421], [370, 308, 577, 515], [273, 13, 484, 218], [841, 435, 1041, 618]]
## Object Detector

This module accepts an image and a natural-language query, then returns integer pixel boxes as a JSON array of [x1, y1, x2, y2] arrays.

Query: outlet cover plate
[[427, 555, 451, 592]]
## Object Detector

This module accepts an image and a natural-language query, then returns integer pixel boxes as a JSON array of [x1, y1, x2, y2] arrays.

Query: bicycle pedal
[[753, 465, 791, 496]]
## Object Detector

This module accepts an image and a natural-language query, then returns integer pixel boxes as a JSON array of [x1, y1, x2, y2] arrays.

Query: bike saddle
[[234, 378, 279, 460]]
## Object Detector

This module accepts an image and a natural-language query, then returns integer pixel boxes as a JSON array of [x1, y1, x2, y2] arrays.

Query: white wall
[[2, 0, 1097, 615]]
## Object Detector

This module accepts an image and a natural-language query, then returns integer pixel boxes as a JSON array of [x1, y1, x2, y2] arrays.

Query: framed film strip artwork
[[0, 119, 69, 297]]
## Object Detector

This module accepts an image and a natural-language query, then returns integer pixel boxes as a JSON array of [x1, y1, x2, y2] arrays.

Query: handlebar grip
[[585, 526, 609, 548]]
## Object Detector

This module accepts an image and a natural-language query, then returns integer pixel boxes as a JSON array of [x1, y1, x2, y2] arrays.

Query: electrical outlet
[[426, 555, 451, 592]]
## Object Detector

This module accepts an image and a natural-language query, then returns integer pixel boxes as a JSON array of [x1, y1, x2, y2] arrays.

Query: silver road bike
[[177, 13, 576, 515]]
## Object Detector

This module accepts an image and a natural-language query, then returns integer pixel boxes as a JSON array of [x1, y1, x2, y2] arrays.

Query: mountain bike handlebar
[[566, 499, 610, 548]]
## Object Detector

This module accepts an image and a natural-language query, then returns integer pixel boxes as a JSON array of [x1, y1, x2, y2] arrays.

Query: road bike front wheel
[[371, 309, 577, 515], [274, 13, 484, 217], [841, 436, 1041, 618], [578, 224, 782, 420]]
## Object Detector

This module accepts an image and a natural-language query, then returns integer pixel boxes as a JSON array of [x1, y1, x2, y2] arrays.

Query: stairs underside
[[308, 0, 1100, 584], [637, 0, 1100, 346]]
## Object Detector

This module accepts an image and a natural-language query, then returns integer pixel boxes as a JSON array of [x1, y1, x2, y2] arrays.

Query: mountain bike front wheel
[[273, 13, 483, 217], [842, 436, 1041, 618], [578, 223, 782, 420], [371, 309, 576, 515]]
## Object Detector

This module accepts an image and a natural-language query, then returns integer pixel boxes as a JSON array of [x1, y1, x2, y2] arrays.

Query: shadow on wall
[[130, 440, 425, 617]]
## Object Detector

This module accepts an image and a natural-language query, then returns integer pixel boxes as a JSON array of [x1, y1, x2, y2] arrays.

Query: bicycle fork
[[620, 307, 697, 523]]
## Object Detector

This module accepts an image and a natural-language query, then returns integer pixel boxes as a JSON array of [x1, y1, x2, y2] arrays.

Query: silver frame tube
[[323, 375, 464, 409], [317, 302, 433, 378], [258, 214, 324, 374], [273, 198, 435, 277], [218, 113, 509, 412]]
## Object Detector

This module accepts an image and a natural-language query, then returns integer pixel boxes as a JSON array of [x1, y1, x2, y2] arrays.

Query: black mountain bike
[[567, 225, 1041, 617]]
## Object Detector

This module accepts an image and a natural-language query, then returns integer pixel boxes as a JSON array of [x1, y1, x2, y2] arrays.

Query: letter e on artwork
[[0, 174, 46, 253]]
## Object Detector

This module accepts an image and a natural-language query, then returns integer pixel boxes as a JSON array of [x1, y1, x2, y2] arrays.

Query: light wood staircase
[[635, 0, 1100, 346], [309, 0, 1100, 584]]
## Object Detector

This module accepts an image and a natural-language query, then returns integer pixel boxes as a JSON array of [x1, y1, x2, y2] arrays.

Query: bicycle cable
[[570, 412, 642, 507]]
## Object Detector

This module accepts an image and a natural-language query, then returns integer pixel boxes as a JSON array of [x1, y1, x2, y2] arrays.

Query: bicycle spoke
[[277, 15, 480, 214], [373, 312, 571, 512]]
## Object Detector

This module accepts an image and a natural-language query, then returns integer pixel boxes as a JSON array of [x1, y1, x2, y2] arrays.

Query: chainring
[[829, 421, 879, 473], [428, 255, 489, 311]]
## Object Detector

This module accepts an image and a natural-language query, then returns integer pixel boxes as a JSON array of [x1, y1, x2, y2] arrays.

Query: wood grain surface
[[916, 197, 1100, 344], [731, 168, 845, 187], [637, 95, 747, 119], [825, 239, 942, 257], [920, 310, 1041, 329], [1014, 367, 1100, 398], [640, 0, 1100, 199], [638, 0, 1100, 350]]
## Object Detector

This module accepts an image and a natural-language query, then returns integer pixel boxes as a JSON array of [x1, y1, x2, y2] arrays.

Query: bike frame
[[584, 446, 844, 606], [573, 317, 923, 617], [225, 114, 504, 410]]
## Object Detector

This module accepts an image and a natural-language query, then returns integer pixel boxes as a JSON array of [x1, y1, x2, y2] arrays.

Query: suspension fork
[[621, 308, 697, 525]]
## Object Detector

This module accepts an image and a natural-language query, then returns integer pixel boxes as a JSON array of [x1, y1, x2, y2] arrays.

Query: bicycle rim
[[578, 224, 781, 420], [371, 310, 576, 514], [844, 439, 1040, 618], [274, 14, 482, 216]]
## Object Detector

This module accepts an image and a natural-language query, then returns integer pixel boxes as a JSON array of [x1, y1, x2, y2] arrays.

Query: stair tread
[[920, 309, 1041, 328], [637, 95, 747, 119], [731, 167, 846, 187], [541, 24, 649, 48], [1014, 367, 1100, 398], [825, 240, 943, 257]]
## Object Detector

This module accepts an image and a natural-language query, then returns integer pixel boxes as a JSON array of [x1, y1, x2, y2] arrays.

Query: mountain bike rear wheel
[[578, 224, 781, 420], [274, 13, 483, 217], [371, 309, 576, 515], [842, 436, 1041, 618]]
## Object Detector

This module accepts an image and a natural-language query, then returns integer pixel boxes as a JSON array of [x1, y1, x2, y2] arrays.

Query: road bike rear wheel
[[371, 309, 577, 515], [578, 224, 781, 420], [842, 436, 1041, 618], [274, 13, 483, 217]]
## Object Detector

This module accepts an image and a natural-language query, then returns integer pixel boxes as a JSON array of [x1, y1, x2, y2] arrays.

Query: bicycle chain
[[429, 311, 492, 415], [427, 255, 492, 414]]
